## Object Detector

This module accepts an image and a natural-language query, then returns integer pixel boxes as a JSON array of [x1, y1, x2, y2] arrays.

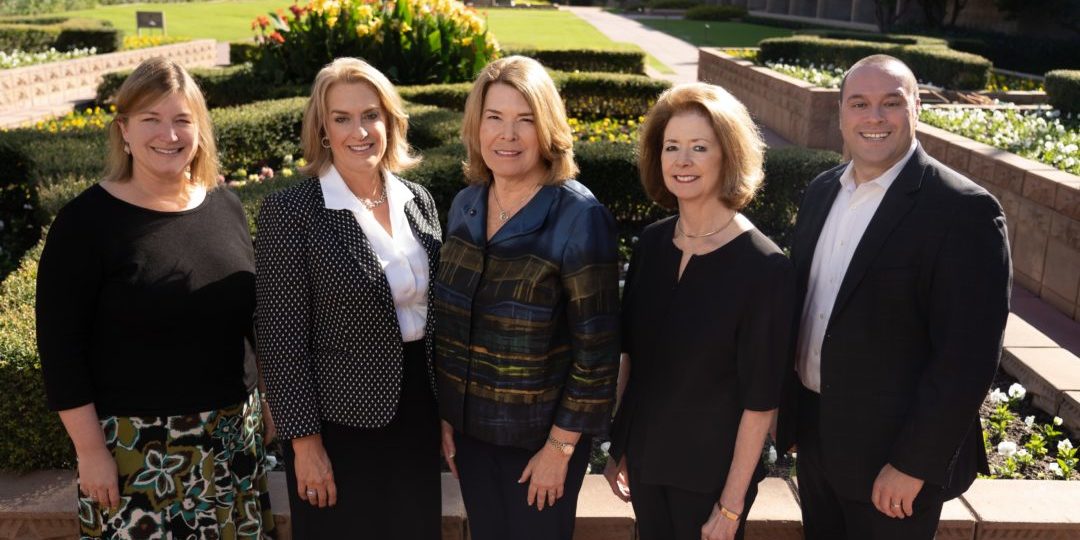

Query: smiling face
[[324, 81, 388, 182], [660, 110, 724, 206], [119, 91, 199, 183], [839, 62, 920, 182], [479, 82, 546, 185]]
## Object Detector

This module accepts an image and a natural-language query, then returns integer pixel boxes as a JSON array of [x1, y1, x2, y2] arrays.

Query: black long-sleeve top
[[36, 184, 255, 417]]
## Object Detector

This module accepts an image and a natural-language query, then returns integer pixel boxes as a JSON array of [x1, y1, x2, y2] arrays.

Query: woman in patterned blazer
[[435, 56, 621, 540], [255, 57, 442, 539]]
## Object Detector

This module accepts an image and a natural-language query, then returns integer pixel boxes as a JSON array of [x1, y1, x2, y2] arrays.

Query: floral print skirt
[[78, 392, 275, 539]]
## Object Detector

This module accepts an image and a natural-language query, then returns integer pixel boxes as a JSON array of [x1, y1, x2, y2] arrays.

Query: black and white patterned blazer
[[254, 175, 442, 440]]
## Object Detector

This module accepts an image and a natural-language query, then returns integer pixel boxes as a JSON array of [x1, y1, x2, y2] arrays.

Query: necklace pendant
[[498, 210, 510, 222]]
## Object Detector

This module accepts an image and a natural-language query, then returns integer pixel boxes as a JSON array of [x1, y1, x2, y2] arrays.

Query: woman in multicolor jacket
[[434, 55, 621, 540]]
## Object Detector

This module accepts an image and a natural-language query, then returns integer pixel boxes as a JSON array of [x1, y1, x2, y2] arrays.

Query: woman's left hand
[[518, 445, 570, 511], [700, 503, 740, 540]]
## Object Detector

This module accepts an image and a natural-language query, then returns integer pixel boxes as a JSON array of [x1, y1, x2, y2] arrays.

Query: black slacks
[[284, 340, 441, 540], [628, 466, 759, 540], [453, 431, 591, 540], [796, 385, 944, 540]]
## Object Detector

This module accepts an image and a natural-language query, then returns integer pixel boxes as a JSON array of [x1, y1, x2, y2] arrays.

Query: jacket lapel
[[830, 148, 927, 319], [323, 208, 387, 285], [489, 185, 556, 246], [795, 176, 843, 290]]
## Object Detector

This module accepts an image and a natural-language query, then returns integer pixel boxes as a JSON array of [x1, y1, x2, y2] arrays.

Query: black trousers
[[453, 431, 591, 540], [628, 466, 759, 540], [796, 386, 944, 540], [284, 341, 440, 540]]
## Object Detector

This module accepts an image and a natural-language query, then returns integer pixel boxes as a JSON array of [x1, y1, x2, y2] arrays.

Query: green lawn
[[638, 19, 792, 47]]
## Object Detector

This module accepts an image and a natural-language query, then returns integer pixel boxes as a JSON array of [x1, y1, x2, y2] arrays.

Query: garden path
[[565, 6, 792, 148]]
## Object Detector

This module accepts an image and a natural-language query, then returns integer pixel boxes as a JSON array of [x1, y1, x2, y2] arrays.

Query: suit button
[[468, 208, 477, 216]]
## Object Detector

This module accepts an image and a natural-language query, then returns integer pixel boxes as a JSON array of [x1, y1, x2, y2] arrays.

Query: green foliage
[[1046, 70, 1080, 115], [0, 23, 58, 51], [746, 147, 843, 249], [0, 17, 119, 53], [757, 35, 991, 90], [211, 97, 307, 173], [685, 5, 748, 21], [408, 104, 463, 150], [251, 0, 500, 86], [96, 64, 308, 109], [508, 48, 645, 75], [0, 0, 95, 16], [647, 0, 701, 9], [792, 29, 947, 46], [53, 25, 121, 53], [229, 40, 261, 65]]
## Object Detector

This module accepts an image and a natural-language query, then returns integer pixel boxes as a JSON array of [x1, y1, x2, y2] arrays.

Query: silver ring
[[306, 489, 317, 497], [890, 503, 901, 508]]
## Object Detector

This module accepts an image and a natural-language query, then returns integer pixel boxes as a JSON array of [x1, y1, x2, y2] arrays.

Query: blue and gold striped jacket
[[434, 180, 621, 450]]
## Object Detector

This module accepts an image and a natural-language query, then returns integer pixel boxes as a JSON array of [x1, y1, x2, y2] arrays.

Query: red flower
[[290, 4, 305, 17], [270, 32, 285, 44], [258, 15, 271, 29]]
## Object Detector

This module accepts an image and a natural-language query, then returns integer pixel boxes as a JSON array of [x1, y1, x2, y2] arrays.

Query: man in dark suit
[[778, 55, 1012, 539]]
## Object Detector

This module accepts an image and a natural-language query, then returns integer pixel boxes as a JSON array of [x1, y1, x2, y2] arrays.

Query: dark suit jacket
[[777, 145, 1011, 502], [255, 176, 442, 440]]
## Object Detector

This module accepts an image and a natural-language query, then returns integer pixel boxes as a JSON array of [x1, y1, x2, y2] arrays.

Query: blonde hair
[[299, 57, 418, 177], [461, 55, 578, 185], [638, 83, 764, 210], [104, 57, 219, 189]]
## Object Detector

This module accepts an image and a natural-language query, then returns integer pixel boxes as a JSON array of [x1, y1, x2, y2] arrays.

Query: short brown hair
[[300, 57, 419, 177], [461, 56, 578, 185], [104, 57, 219, 189], [638, 83, 764, 210]]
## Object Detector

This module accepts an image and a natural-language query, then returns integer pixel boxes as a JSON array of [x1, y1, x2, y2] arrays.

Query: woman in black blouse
[[35, 58, 272, 538], [604, 83, 795, 540]]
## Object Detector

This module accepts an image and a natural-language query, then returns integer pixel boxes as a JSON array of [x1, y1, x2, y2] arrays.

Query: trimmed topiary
[[1045, 70, 1080, 115]]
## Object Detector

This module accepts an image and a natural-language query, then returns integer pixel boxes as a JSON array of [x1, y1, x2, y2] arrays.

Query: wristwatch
[[547, 435, 575, 456]]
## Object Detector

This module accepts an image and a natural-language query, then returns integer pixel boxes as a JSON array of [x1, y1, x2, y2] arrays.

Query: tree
[[873, 0, 913, 33], [918, 0, 970, 28], [994, 0, 1079, 35]]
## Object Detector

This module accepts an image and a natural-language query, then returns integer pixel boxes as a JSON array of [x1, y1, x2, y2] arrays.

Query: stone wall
[[699, 47, 1080, 323], [0, 40, 217, 113]]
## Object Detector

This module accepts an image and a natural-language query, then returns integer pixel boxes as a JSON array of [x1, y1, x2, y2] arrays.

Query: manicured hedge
[[647, 0, 701, 9], [212, 97, 306, 173], [685, 5, 748, 21], [508, 48, 646, 75], [1045, 70, 1080, 115], [229, 40, 260, 65], [792, 29, 948, 47], [96, 64, 309, 109], [757, 35, 992, 90], [0, 17, 118, 53]]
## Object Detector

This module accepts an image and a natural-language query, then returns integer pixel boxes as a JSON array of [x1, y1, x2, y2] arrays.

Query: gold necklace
[[491, 183, 540, 222], [676, 212, 738, 238]]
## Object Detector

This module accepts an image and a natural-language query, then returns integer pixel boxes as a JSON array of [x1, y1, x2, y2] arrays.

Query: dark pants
[[284, 341, 440, 540], [796, 386, 944, 540], [453, 431, 591, 540], [628, 467, 759, 540]]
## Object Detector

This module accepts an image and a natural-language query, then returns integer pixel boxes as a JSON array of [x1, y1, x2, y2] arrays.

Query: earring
[[320, 137, 331, 149], [123, 143, 130, 154]]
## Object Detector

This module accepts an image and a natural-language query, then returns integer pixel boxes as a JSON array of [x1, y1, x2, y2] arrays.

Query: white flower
[[1025, 416, 1036, 427], [996, 440, 1018, 457], [1059, 439, 1073, 452], [766, 445, 778, 464], [1008, 383, 1026, 400], [1049, 462, 1064, 477], [1017, 449, 1030, 458], [265, 454, 278, 469], [988, 388, 1009, 405], [600, 441, 611, 454], [1054, 417, 1064, 426]]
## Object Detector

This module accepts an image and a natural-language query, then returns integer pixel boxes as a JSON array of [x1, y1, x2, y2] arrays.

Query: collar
[[320, 164, 413, 212], [839, 139, 919, 192]]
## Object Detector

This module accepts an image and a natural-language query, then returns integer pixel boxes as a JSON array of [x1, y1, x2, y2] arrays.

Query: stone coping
[[2, 472, 1078, 539]]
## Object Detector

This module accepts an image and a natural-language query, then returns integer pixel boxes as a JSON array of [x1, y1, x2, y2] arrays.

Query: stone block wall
[[699, 47, 1080, 322], [0, 40, 217, 113]]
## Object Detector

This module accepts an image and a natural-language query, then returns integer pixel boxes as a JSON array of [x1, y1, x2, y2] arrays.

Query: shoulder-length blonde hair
[[299, 57, 419, 177], [461, 55, 578, 185], [104, 57, 219, 189], [638, 83, 764, 210]]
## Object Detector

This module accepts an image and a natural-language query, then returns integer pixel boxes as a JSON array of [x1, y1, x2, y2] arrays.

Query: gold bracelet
[[716, 503, 741, 521]]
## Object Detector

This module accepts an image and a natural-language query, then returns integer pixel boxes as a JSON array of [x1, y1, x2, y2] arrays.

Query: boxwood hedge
[[1046, 70, 1080, 115]]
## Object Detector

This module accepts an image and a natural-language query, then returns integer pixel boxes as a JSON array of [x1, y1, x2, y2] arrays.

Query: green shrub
[[0, 17, 117, 53], [229, 40, 260, 65], [97, 65, 308, 109], [408, 104, 463, 150], [398, 82, 472, 110], [0, 23, 58, 51], [647, 0, 701, 9], [1045, 70, 1080, 115], [54, 26, 120, 53], [746, 146, 843, 249], [211, 97, 306, 173], [757, 35, 991, 90], [0, 0, 95, 17], [685, 4, 747, 21], [792, 29, 947, 47], [508, 48, 645, 75]]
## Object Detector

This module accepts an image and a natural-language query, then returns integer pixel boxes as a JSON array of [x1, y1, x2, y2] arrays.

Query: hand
[[603, 455, 631, 502], [441, 420, 458, 479], [872, 463, 924, 519], [700, 502, 740, 540], [261, 400, 276, 443], [518, 444, 570, 511], [77, 445, 120, 511], [292, 435, 337, 508]]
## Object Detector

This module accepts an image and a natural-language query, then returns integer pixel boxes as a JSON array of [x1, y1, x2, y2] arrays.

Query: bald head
[[839, 55, 918, 103]]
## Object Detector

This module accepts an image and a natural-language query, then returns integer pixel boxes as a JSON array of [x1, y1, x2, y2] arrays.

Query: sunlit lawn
[[638, 19, 792, 47], [47, 3, 671, 72]]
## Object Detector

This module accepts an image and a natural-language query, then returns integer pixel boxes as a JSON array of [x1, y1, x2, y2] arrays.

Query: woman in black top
[[35, 58, 272, 539], [605, 83, 795, 540]]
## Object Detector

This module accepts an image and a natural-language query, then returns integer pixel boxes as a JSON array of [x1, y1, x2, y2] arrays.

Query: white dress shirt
[[797, 141, 918, 392], [320, 165, 429, 342]]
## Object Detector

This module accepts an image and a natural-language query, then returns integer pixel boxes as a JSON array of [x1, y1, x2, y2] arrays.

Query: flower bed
[[0, 46, 95, 69], [919, 107, 1079, 175], [982, 377, 1078, 480]]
